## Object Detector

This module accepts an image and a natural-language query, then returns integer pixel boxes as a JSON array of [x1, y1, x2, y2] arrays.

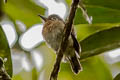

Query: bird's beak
[[38, 14, 47, 22]]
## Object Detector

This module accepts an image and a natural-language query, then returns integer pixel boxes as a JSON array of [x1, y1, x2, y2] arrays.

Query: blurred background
[[0, 0, 120, 80]]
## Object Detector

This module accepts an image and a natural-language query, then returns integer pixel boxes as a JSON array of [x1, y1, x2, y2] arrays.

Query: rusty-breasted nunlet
[[38, 14, 82, 74]]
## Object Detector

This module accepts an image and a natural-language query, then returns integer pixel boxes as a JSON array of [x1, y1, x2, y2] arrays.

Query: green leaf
[[12, 70, 33, 80], [75, 23, 120, 41], [66, 0, 120, 24], [80, 27, 120, 60], [58, 57, 112, 80], [0, 25, 12, 77], [65, 0, 72, 7], [114, 73, 120, 80], [32, 68, 38, 80], [4, 0, 45, 27]]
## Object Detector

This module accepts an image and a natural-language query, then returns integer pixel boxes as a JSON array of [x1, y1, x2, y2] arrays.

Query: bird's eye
[[51, 17, 56, 20]]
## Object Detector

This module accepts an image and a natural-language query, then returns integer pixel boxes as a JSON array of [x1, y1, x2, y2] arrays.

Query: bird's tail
[[68, 53, 82, 74]]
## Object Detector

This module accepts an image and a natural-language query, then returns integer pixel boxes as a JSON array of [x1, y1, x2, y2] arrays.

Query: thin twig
[[78, 1, 92, 24], [0, 58, 11, 80], [4, 0, 7, 3], [50, 0, 80, 80]]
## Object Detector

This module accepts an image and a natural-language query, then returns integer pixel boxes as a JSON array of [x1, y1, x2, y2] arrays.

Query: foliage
[[80, 27, 120, 60], [114, 73, 120, 80], [59, 57, 112, 80], [0, 26, 12, 77], [0, 0, 120, 80], [67, 0, 120, 24], [3, 0, 45, 27]]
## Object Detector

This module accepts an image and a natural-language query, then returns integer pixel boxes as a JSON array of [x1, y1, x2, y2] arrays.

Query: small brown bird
[[38, 14, 82, 74]]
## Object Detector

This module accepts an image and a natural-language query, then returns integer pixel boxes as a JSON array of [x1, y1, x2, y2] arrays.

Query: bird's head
[[38, 14, 63, 22]]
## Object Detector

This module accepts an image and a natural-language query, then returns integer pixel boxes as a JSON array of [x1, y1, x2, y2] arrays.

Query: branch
[[50, 0, 80, 80]]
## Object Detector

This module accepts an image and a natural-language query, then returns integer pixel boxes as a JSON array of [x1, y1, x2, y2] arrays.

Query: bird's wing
[[71, 32, 81, 56]]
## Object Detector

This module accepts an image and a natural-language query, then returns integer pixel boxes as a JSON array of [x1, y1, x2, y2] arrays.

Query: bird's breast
[[42, 20, 65, 51]]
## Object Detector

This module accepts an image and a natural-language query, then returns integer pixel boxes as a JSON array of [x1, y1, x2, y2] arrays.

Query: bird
[[38, 14, 82, 74]]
